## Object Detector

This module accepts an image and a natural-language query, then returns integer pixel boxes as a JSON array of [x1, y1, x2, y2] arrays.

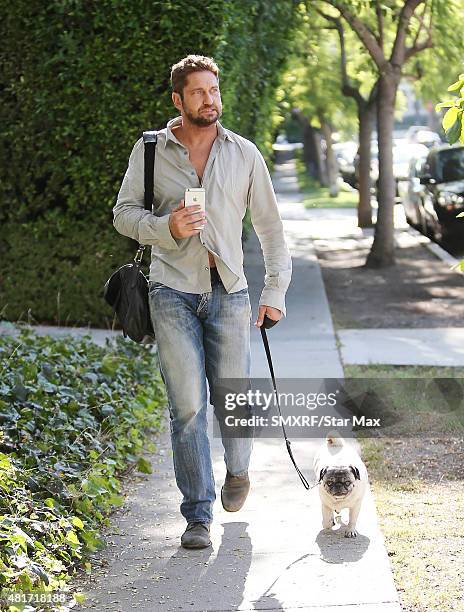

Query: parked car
[[399, 153, 430, 234], [392, 142, 429, 189], [403, 144, 464, 241], [353, 141, 428, 197], [406, 125, 442, 149], [333, 141, 358, 187]]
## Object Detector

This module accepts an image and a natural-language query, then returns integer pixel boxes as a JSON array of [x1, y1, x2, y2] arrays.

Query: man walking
[[113, 55, 292, 549]]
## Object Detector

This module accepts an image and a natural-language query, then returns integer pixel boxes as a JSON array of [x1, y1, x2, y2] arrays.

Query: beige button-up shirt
[[113, 116, 292, 316]]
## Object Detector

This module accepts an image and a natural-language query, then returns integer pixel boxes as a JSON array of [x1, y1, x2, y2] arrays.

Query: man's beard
[[183, 104, 222, 127]]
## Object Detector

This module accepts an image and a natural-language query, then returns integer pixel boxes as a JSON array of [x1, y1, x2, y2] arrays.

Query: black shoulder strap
[[142, 131, 158, 210]]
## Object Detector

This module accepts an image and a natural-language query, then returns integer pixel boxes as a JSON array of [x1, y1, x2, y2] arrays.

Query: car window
[[438, 148, 464, 183], [394, 144, 428, 164]]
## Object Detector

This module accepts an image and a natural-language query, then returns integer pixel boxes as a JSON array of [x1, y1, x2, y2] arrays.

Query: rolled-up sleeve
[[113, 138, 180, 250], [247, 146, 292, 317]]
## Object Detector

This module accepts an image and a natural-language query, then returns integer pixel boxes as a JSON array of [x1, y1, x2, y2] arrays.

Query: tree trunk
[[292, 110, 320, 180], [320, 117, 339, 197], [365, 71, 398, 268], [357, 103, 375, 228], [305, 124, 321, 180], [313, 129, 327, 185]]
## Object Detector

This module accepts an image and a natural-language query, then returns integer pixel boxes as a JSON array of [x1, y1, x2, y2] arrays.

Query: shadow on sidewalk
[[144, 522, 260, 609], [316, 529, 370, 564]]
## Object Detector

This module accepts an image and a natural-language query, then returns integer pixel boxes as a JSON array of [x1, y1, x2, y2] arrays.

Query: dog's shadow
[[316, 528, 370, 564]]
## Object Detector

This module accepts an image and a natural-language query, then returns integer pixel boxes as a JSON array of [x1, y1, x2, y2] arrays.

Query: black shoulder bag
[[103, 131, 158, 344]]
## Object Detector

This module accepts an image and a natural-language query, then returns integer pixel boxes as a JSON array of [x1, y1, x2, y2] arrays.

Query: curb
[[402, 225, 461, 270]]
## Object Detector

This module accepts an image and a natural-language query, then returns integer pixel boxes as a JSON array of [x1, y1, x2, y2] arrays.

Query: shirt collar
[[164, 115, 233, 148]]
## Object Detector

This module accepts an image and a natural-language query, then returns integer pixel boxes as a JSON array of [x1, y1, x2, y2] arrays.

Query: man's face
[[174, 70, 222, 127]]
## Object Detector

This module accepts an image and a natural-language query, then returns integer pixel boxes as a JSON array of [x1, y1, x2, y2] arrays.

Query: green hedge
[[0, 0, 225, 226], [0, 329, 166, 609], [0, 211, 133, 328], [0, 0, 299, 327], [219, 0, 300, 154]]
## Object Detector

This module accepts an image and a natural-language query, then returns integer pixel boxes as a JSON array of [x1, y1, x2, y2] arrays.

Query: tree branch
[[410, 3, 427, 49], [316, 8, 365, 105], [390, 0, 426, 67], [404, 1, 433, 62], [375, 0, 384, 51], [322, 0, 386, 70], [404, 32, 433, 61]]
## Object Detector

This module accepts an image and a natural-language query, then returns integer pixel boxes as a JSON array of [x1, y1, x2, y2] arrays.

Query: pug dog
[[313, 431, 368, 538]]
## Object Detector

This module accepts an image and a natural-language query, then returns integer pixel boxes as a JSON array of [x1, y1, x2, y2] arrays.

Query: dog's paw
[[344, 527, 358, 538], [322, 519, 335, 530]]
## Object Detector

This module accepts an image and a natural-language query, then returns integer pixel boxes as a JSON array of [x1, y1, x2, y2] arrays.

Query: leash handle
[[259, 320, 314, 490], [262, 314, 278, 329]]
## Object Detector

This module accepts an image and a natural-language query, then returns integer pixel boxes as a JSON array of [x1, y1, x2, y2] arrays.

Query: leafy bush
[[219, 0, 300, 155], [0, 329, 166, 609], [0, 211, 134, 328], [0, 0, 225, 226]]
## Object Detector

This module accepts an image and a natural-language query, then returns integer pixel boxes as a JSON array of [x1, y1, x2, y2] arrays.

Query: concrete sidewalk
[[298, 178, 464, 367], [339, 327, 464, 366], [0, 320, 121, 347], [69, 147, 401, 611]]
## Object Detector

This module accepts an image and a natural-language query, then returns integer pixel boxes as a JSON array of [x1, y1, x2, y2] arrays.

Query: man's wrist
[[259, 289, 287, 318], [141, 214, 180, 250], [168, 214, 175, 237]]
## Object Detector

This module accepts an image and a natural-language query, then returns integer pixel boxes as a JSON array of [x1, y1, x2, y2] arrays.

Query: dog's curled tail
[[326, 430, 344, 447]]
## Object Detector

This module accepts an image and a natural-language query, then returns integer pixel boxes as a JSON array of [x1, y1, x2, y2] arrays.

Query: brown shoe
[[181, 522, 212, 549], [221, 470, 250, 512]]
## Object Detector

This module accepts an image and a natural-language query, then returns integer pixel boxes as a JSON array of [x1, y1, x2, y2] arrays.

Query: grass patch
[[344, 364, 464, 379], [0, 329, 166, 610], [295, 153, 358, 208], [369, 480, 464, 612], [347, 364, 464, 611], [343, 365, 464, 438]]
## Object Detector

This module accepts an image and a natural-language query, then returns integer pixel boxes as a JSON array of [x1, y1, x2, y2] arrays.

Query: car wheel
[[439, 223, 455, 244], [431, 218, 446, 243]]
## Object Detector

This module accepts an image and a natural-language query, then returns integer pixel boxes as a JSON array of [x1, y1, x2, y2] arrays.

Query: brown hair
[[170, 55, 220, 99]]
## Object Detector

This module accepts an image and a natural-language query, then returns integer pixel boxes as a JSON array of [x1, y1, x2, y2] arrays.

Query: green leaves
[[447, 75, 464, 92], [435, 100, 455, 110], [0, 331, 166, 607], [136, 457, 153, 474], [438, 75, 464, 145], [100, 353, 121, 377], [445, 114, 463, 144], [71, 516, 84, 530], [65, 530, 80, 547], [218, 0, 299, 155]]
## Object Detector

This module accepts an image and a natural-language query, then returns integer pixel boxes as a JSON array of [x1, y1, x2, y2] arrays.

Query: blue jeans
[[148, 271, 254, 525]]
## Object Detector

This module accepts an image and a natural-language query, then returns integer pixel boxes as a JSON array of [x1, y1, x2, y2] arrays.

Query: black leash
[[260, 315, 320, 490]]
